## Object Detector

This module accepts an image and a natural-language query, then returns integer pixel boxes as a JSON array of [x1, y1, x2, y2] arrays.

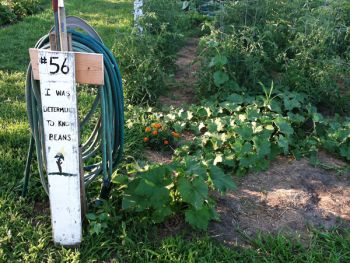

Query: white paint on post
[[58, 0, 64, 7], [38, 50, 82, 246], [134, 0, 144, 33]]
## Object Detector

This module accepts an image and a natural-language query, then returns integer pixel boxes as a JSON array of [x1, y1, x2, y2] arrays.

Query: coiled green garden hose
[[22, 30, 124, 199]]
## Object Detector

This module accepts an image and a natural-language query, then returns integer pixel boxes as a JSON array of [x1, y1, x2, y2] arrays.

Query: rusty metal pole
[[52, 0, 61, 50], [58, 0, 68, 51]]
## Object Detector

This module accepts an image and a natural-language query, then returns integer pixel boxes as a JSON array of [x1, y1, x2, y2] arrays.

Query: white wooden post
[[38, 50, 82, 246], [134, 0, 144, 33], [28, 0, 105, 247]]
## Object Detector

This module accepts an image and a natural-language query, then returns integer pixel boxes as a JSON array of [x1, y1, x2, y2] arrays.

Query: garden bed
[[210, 151, 350, 245]]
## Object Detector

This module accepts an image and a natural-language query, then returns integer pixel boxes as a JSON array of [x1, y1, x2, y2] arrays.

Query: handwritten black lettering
[[46, 120, 55, 126], [43, 107, 74, 113], [55, 90, 71, 97], [58, 121, 70, 127], [49, 133, 72, 141], [45, 88, 51, 96]]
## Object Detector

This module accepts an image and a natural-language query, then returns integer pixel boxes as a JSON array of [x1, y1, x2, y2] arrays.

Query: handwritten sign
[[38, 50, 82, 246]]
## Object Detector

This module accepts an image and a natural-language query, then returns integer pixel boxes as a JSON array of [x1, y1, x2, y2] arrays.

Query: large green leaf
[[274, 117, 294, 136], [227, 93, 244, 104], [122, 166, 172, 210], [235, 124, 253, 140], [178, 177, 208, 209], [209, 54, 228, 68], [209, 165, 236, 193], [185, 206, 211, 230], [184, 158, 207, 179], [142, 166, 173, 187], [213, 71, 229, 87], [283, 96, 301, 111], [277, 135, 289, 154], [253, 135, 271, 158], [135, 180, 170, 209]]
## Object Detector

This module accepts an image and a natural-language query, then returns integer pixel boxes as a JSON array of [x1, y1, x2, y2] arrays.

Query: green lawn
[[0, 1, 349, 262]]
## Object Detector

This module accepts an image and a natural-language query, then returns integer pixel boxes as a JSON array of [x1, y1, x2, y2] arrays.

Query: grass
[[0, 0, 350, 262]]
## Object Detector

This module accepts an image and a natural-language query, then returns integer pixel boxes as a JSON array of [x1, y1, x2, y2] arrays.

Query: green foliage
[[118, 84, 350, 229], [0, 0, 349, 260], [113, 0, 203, 104], [113, 32, 167, 104], [142, 0, 188, 58], [0, 3, 15, 25], [199, 0, 350, 113], [0, 0, 43, 26], [118, 157, 232, 230], [318, 116, 350, 161], [86, 212, 110, 235]]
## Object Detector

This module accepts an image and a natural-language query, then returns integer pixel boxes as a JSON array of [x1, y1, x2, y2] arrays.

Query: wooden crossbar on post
[[29, 49, 104, 85]]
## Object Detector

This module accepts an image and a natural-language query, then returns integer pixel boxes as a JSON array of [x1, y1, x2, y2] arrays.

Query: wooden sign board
[[30, 48, 104, 85], [38, 49, 82, 246]]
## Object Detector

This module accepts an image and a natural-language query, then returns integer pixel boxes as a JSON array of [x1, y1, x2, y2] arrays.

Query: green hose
[[23, 30, 124, 199]]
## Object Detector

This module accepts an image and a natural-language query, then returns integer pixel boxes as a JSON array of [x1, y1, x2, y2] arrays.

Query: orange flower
[[143, 137, 149, 142], [152, 123, 162, 129], [145, 127, 151, 133], [164, 140, 169, 145], [171, 131, 181, 138], [152, 130, 158, 136]]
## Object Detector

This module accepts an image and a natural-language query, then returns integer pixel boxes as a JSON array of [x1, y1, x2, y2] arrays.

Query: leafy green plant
[[143, 122, 181, 150], [198, 0, 350, 113], [0, 3, 16, 25], [118, 157, 235, 230], [116, 83, 350, 230], [86, 212, 110, 235], [113, 0, 199, 104], [0, 0, 349, 260], [0, 0, 43, 26], [113, 32, 166, 104]]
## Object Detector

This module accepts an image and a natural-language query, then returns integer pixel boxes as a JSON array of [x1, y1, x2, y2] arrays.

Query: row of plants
[[103, 0, 350, 232], [113, 0, 205, 104], [108, 84, 350, 230], [0, 0, 43, 26], [198, 0, 350, 114]]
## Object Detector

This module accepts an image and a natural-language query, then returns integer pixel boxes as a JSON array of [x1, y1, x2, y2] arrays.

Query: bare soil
[[209, 152, 350, 245], [144, 149, 173, 164]]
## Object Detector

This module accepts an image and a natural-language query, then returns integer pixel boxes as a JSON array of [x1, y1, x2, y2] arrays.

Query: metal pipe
[[52, 0, 61, 50], [58, 0, 68, 51]]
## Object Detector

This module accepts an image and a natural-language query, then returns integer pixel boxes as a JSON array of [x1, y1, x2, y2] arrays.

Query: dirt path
[[146, 38, 199, 164], [158, 38, 199, 108]]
